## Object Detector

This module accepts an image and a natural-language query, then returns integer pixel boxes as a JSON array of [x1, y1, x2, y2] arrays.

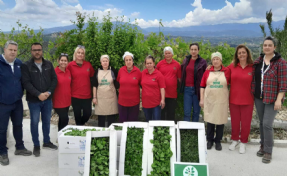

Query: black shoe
[[0, 154, 9, 166], [207, 141, 213, 150], [215, 142, 222, 151], [33, 146, 40, 157], [43, 142, 58, 150], [257, 144, 264, 157], [15, 148, 32, 156]]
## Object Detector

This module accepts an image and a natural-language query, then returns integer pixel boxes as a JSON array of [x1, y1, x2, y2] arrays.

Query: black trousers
[[54, 106, 70, 131], [161, 98, 177, 121], [206, 122, 224, 143], [71, 98, 92, 125], [98, 115, 116, 127]]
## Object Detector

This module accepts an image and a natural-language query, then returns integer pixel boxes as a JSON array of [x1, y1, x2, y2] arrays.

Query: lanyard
[[260, 55, 274, 98]]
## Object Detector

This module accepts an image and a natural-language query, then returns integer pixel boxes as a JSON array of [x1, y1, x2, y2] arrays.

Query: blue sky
[[0, 0, 286, 31]]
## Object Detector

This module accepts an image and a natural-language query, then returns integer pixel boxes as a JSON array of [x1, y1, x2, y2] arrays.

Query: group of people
[[0, 36, 286, 166]]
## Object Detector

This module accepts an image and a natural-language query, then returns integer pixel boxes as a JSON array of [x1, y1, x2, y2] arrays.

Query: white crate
[[58, 127, 105, 153], [58, 169, 84, 176], [58, 153, 85, 169], [84, 130, 117, 176], [109, 123, 123, 146], [176, 121, 207, 163], [147, 121, 176, 175], [119, 122, 149, 176]]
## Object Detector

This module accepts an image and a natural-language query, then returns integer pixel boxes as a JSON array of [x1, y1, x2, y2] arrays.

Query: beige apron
[[203, 71, 229, 125], [94, 68, 118, 115]]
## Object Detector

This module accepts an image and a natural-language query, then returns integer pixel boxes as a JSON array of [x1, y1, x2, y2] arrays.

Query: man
[[0, 40, 32, 166], [21, 43, 58, 157]]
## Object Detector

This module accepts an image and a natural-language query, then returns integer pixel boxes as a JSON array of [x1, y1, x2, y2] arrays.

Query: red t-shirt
[[117, 66, 142, 107], [228, 63, 254, 105], [141, 69, 166, 108], [200, 66, 230, 87], [67, 61, 95, 99], [157, 59, 181, 98], [185, 59, 196, 87], [52, 67, 72, 108]]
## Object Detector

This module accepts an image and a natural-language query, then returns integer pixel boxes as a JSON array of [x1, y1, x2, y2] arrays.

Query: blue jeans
[[183, 87, 201, 122], [28, 99, 52, 147], [143, 105, 161, 121], [0, 100, 25, 154]]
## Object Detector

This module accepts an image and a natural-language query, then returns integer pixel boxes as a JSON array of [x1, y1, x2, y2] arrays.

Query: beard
[[32, 54, 42, 60]]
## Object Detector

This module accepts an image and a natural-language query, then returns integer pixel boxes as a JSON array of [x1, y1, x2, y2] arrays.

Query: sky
[[0, 0, 286, 31]]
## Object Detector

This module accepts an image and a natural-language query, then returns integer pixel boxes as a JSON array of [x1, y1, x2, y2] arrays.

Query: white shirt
[[2, 54, 15, 73]]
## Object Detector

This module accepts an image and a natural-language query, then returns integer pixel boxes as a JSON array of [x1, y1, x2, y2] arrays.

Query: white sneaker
[[239, 143, 246, 154], [229, 140, 239, 151]]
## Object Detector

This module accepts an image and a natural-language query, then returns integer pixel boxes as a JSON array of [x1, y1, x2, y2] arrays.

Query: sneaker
[[0, 154, 9, 166], [207, 141, 213, 150], [43, 142, 58, 150], [229, 140, 239, 151], [262, 153, 272, 164], [239, 143, 246, 154], [257, 144, 264, 157], [15, 148, 32, 156], [215, 142, 222, 151], [33, 146, 40, 157]]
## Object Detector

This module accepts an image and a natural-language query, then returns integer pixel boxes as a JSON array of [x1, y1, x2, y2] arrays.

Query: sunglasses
[[78, 45, 85, 49], [61, 53, 68, 56]]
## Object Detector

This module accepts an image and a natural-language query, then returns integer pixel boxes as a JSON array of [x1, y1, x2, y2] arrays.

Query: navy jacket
[[0, 54, 23, 105]]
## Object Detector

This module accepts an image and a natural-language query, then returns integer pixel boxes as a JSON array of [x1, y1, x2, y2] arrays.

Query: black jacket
[[21, 58, 57, 102]]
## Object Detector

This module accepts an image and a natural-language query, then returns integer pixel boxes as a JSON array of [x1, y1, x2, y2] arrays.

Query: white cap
[[122, 51, 134, 60]]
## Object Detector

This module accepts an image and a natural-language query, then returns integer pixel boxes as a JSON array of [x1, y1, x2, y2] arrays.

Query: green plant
[[90, 137, 109, 176], [64, 128, 103, 136], [124, 127, 144, 175], [149, 127, 173, 176], [113, 126, 123, 131], [180, 129, 199, 163]]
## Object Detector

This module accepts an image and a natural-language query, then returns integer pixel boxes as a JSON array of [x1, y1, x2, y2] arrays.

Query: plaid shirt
[[251, 53, 287, 104]]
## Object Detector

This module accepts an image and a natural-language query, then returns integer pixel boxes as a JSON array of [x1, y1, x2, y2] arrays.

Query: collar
[[236, 63, 253, 68], [144, 68, 157, 75], [2, 54, 16, 65], [55, 66, 67, 73], [164, 58, 174, 64], [71, 60, 85, 66], [210, 65, 226, 71]]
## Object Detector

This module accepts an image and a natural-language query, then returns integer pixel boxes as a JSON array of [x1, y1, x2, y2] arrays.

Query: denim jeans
[[28, 99, 52, 147], [183, 87, 201, 122], [143, 105, 161, 121], [0, 100, 25, 154]]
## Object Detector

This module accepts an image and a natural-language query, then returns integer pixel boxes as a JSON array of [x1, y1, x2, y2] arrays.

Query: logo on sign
[[183, 166, 198, 176], [78, 156, 85, 167], [79, 140, 86, 151]]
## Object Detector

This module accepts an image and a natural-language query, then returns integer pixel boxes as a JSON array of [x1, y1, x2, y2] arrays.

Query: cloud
[[61, 0, 79, 3], [130, 12, 140, 18], [0, 0, 4, 5], [0, 0, 123, 31], [134, 0, 287, 28]]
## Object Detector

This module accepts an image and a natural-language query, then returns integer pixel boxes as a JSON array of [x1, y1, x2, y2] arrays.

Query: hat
[[211, 52, 222, 61], [100, 55, 109, 61], [122, 51, 134, 60]]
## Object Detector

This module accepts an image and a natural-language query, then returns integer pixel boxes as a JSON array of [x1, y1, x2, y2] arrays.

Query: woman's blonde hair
[[73, 46, 86, 61]]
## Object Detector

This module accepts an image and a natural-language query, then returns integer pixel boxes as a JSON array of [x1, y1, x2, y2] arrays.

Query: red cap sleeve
[[200, 70, 209, 88]]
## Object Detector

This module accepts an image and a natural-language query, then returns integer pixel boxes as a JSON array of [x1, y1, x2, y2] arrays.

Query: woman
[[141, 55, 166, 121], [92, 55, 119, 127], [52, 54, 71, 131], [117, 52, 141, 122], [180, 43, 207, 122], [228, 45, 254, 154], [67, 45, 95, 126], [157, 47, 181, 121], [200, 52, 230, 151], [252, 36, 287, 163]]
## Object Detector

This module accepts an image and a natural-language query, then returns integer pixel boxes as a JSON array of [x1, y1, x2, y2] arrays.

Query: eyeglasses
[[61, 53, 68, 56], [78, 45, 85, 49], [32, 49, 42, 52]]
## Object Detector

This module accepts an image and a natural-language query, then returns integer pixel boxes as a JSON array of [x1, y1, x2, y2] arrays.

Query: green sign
[[173, 162, 209, 176]]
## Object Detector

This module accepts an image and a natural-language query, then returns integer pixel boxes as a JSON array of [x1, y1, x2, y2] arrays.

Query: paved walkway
[[1, 119, 287, 176]]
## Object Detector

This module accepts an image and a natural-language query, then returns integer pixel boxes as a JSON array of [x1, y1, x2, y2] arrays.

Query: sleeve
[[278, 60, 287, 92], [225, 67, 231, 85], [200, 71, 209, 88], [48, 62, 58, 94], [177, 63, 182, 78], [157, 72, 166, 88], [91, 69, 99, 88], [21, 64, 41, 97], [90, 63, 95, 77]]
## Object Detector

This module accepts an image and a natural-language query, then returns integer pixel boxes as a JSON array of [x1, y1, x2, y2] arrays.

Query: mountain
[[4, 20, 285, 37]]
